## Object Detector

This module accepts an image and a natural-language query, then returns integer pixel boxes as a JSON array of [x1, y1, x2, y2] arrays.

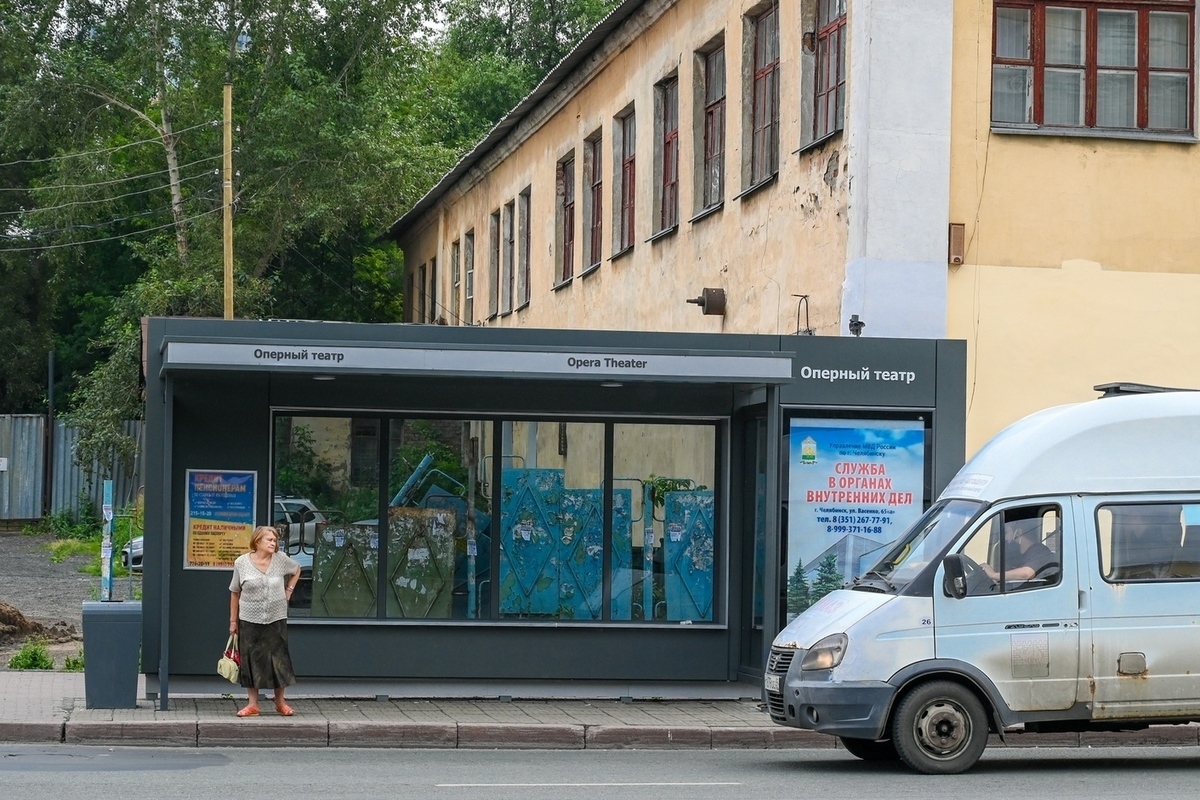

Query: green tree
[[811, 553, 845, 603], [786, 560, 811, 616]]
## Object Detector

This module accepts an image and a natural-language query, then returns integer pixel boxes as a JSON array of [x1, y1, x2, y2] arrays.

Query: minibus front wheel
[[891, 680, 988, 774]]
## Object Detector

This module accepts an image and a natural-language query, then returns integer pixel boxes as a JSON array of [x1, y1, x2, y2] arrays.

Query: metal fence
[[0, 414, 144, 522]]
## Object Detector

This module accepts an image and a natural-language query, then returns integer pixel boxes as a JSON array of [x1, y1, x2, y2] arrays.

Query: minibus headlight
[[800, 633, 848, 671]]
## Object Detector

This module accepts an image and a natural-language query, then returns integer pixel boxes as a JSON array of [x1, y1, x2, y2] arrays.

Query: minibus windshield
[[858, 499, 984, 590]]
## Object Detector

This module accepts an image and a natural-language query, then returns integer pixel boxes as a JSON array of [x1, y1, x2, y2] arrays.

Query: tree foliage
[[0, 0, 617, 473], [786, 559, 811, 616], [811, 553, 846, 602]]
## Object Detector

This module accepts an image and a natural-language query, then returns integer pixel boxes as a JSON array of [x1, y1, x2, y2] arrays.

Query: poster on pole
[[184, 469, 257, 569], [787, 419, 925, 602]]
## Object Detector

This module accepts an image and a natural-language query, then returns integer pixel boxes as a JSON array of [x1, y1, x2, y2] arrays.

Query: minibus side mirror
[[943, 554, 968, 599]]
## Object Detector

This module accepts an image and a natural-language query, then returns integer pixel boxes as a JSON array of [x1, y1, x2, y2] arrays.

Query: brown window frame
[[502, 200, 515, 314], [992, 1, 1195, 132], [751, 2, 781, 184], [703, 46, 727, 209], [464, 230, 475, 324], [815, 0, 848, 139], [488, 209, 501, 317], [659, 77, 680, 231], [588, 137, 604, 267], [417, 262, 427, 323], [620, 114, 636, 251], [428, 257, 437, 323], [559, 156, 576, 283], [450, 239, 461, 324], [518, 188, 531, 307]]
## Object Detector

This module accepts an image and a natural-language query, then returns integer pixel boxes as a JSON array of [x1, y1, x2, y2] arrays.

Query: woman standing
[[229, 525, 301, 717]]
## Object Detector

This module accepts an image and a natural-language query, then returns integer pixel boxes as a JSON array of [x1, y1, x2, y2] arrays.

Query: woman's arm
[[229, 591, 240, 634]]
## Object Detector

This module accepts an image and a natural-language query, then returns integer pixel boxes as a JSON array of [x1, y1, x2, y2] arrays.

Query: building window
[[464, 230, 475, 324], [488, 209, 500, 317], [749, 2, 780, 185], [993, 2, 1193, 132], [417, 262, 427, 323], [557, 154, 576, 283], [700, 44, 726, 210], [518, 187, 531, 307], [502, 200, 515, 314], [656, 77, 680, 232], [349, 418, 380, 487], [815, 0, 847, 139], [584, 135, 604, 268], [615, 111, 636, 253], [428, 257, 438, 323], [450, 240, 461, 324]]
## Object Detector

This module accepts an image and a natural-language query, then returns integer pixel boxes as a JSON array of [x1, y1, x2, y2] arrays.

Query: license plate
[[764, 673, 781, 693]]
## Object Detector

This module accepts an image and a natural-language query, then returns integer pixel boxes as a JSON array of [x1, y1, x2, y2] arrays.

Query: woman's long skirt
[[237, 618, 296, 689]]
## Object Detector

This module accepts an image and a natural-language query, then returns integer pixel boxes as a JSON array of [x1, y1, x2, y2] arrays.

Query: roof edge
[[385, 0, 655, 242]]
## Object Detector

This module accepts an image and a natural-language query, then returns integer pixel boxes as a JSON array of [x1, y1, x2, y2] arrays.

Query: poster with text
[[788, 419, 925, 588], [185, 469, 257, 569]]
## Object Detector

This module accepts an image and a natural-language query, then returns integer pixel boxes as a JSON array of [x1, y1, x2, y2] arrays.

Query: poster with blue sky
[[788, 419, 925, 585]]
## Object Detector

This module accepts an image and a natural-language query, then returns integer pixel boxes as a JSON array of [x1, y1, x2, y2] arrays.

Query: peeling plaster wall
[[399, 0, 851, 338]]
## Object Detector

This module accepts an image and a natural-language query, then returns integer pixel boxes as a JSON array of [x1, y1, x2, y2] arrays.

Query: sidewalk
[[2, 670, 1199, 750]]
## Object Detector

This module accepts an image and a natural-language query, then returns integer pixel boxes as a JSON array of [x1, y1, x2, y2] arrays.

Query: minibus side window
[[1099, 503, 1200, 582], [953, 505, 1062, 596]]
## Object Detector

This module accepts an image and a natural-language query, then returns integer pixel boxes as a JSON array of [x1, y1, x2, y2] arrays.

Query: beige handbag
[[217, 634, 240, 684]]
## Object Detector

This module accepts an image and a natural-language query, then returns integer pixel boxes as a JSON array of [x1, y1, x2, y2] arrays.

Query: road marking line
[[436, 783, 741, 788]]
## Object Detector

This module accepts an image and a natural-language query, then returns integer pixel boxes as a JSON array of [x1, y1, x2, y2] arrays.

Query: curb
[[328, 721, 457, 748], [0, 721, 64, 743]]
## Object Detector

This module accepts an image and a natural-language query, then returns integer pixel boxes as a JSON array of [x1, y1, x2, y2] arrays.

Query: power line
[[0, 208, 221, 253], [0, 154, 223, 193], [0, 120, 219, 169], [1, 200, 216, 239], [0, 170, 218, 217]]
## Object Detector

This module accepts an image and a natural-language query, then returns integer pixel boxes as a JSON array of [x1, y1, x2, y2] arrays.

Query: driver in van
[[981, 518, 1057, 585]]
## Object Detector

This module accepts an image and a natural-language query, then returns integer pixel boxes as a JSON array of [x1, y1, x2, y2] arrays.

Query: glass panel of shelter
[[274, 414, 720, 625]]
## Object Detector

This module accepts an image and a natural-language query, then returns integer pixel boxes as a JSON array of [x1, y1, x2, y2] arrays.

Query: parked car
[[272, 497, 326, 548], [121, 496, 324, 572]]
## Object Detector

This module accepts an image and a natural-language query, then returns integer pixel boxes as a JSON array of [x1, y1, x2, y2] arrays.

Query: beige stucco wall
[[948, 0, 1200, 453], [400, 0, 849, 337], [949, 261, 1200, 452]]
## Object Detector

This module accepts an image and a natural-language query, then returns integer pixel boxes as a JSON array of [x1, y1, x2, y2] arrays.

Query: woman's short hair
[[248, 525, 278, 553]]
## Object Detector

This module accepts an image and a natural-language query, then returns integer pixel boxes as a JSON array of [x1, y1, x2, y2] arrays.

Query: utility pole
[[223, 83, 234, 319]]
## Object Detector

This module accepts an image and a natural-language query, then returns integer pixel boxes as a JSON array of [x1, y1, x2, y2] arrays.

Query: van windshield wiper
[[854, 569, 896, 592]]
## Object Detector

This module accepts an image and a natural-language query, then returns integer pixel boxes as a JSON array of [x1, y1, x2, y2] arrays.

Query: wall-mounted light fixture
[[686, 287, 727, 316], [848, 315, 865, 337], [948, 222, 966, 265], [313, 375, 336, 381]]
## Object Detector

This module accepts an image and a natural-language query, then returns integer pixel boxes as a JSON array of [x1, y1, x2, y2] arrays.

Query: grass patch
[[62, 650, 85, 672], [46, 538, 96, 563], [8, 638, 54, 670]]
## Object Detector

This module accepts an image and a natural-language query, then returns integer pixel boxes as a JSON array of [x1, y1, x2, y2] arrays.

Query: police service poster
[[788, 419, 925, 584], [184, 469, 257, 569]]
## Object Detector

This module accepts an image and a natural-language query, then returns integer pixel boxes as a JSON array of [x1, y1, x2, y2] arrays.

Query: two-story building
[[390, 0, 1200, 452]]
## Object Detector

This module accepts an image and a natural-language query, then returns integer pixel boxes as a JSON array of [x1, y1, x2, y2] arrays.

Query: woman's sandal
[[274, 702, 294, 716], [235, 705, 259, 717]]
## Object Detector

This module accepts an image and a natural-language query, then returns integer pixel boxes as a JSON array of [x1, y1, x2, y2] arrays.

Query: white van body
[[765, 392, 1200, 773]]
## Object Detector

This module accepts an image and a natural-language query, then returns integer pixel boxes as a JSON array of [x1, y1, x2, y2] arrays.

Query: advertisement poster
[[185, 469, 257, 569], [787, 419, 925, 600]]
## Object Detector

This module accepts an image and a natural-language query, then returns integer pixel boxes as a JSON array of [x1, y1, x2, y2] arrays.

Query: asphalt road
[[2, 746, 1199, 798]]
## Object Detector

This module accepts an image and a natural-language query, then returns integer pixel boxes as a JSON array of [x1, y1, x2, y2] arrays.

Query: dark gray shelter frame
[[142, 317, 965, 706]]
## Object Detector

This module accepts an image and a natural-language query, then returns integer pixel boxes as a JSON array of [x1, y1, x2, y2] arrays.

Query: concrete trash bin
[[81, 601, 142, 709]]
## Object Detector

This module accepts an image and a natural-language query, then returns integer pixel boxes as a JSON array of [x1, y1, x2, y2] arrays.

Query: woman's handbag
[[217, 634, 240, 684]]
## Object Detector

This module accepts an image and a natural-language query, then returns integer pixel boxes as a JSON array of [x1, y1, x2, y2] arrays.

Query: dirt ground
[[0, 531, 141, 669]]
